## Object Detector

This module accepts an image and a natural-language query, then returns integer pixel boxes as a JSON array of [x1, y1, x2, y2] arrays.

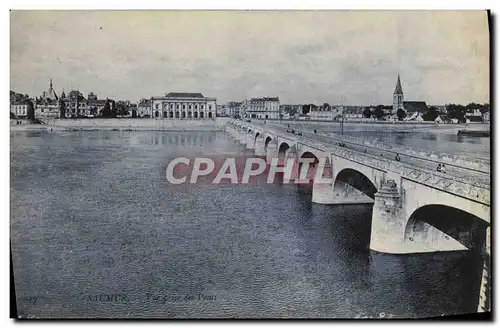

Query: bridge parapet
[[329, 144, 490, 205], [232, 121, 490, 205], [323, 132, 490, 171]]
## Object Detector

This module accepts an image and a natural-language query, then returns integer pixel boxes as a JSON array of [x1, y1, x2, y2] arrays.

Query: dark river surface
[[10, 130, 485, 318]]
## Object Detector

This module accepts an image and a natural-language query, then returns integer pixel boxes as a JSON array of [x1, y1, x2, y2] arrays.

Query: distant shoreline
[[10, 117, 489, 134]]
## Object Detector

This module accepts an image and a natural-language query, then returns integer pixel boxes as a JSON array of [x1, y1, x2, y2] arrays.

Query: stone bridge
[[226, 120, 490, 254], [226, 119, 491, 313]]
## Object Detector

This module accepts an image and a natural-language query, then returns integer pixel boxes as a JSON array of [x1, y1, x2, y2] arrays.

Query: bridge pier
[[266, 141, 278, 164], [312, 179, 336, 204], [369, 180, 406, 253], [238, 131, 247, 145], [478, 226, 491, 312], [246, 133, 255, 149], [370, 180, 468, 254], [255, 136, 266, 157], [284, 148, 299, 181]]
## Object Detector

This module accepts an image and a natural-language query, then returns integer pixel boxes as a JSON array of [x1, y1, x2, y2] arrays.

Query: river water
[[10, 130, 485, 318]]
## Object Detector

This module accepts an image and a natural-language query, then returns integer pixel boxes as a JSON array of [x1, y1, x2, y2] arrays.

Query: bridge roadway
[[250, 121, 490, 188]]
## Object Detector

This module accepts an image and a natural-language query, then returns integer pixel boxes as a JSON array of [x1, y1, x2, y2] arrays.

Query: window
[[170, 104, 174, 110], [177, 104, 180, 110], [201, 105, 204, 110], [195, 104, 198, 110], [188, 105, 192, 110], [183, 105, 186, 110], [156, 104, 160, 109], [209, 105, 212, 110]]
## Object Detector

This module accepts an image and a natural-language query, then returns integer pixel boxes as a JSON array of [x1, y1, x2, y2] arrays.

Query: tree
[[102, 99, 111, 117], [26, 99, 35, 120], [111, 100, 117, 118], [362, 107, 372, 118], [302, 104, 310, 115], [397, 108, 407, 121], [373, 107, 384, 119], [422, 107, 439, 121], [446, 103, 465, 122], [59, 99, 66, 118]]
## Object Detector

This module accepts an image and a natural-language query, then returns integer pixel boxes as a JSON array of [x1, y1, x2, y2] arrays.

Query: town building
[[137, 98, 152, 117], [11, 99, 29, 118], [279, 104, 301, 119], [60, 90, 87, 118], [343, 106, 364, 120], [35, 79, 60, 119], [86, 92, 107, 117], [392, 74, 430, 118], [10, 91, 31, 118], [403, 101, 428, 114], [465, 109, 482, 117], [226, 101, 244, 117], [216, 104, 227, 117], [151, 92, 217, 119], [245, 97, 280, 119], [483, 111, 490, 123], [309, 104, 341, 121], [129, 103, 138, 117]]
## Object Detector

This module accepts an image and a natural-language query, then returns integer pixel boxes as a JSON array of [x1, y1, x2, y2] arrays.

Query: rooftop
[[249, 97, 279, 102], [165, 92, 205, 98]]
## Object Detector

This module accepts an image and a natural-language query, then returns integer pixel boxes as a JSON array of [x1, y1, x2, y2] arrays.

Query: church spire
[[394, 74, 403, 94]]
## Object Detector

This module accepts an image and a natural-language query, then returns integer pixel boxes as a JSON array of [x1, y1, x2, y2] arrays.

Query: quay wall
[[10, 117, 231, 132]]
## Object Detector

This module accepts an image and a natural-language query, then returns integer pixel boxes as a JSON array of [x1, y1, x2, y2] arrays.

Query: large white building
[[151, 92, 217, 119], [245, 97, 280, 119]]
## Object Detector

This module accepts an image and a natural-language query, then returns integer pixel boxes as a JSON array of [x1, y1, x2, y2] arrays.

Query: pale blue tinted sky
[[10, 10, 489, 105]]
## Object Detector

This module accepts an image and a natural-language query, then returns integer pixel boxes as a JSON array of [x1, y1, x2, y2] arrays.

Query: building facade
[[226, 101, 244, 117], [86, 92, 106, 117], [35, 79, 60, 119], [10, 91, 31, 118], [11, 101, 29, 118], [309, 104, 342, 121], [246, 97, 280, 119], [60, 90, 87, 118], [137, 98, 152, 117], [151, 92, 217, 119]]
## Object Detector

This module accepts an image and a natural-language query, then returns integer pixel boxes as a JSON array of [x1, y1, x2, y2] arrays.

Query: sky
[[10, 10, 490, 105]]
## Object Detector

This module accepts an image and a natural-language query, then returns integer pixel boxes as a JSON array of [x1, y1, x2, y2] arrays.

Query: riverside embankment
[[10, 117, 231, 132]]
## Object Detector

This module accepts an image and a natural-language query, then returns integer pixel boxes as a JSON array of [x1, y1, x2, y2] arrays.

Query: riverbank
[[10, 117, 231, 132]]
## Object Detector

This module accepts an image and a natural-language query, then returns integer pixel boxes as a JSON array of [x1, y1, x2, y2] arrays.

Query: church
[[392, 74, 428, 117]]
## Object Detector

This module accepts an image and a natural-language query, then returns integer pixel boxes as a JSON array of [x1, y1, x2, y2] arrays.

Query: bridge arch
[[264, 135, 273, 147], [278, 142, 291, 161], [298, 151, 326, 182], [254, 132, 261, 142], [333, 168, 378, 199], [404, 205, 489, 253]]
